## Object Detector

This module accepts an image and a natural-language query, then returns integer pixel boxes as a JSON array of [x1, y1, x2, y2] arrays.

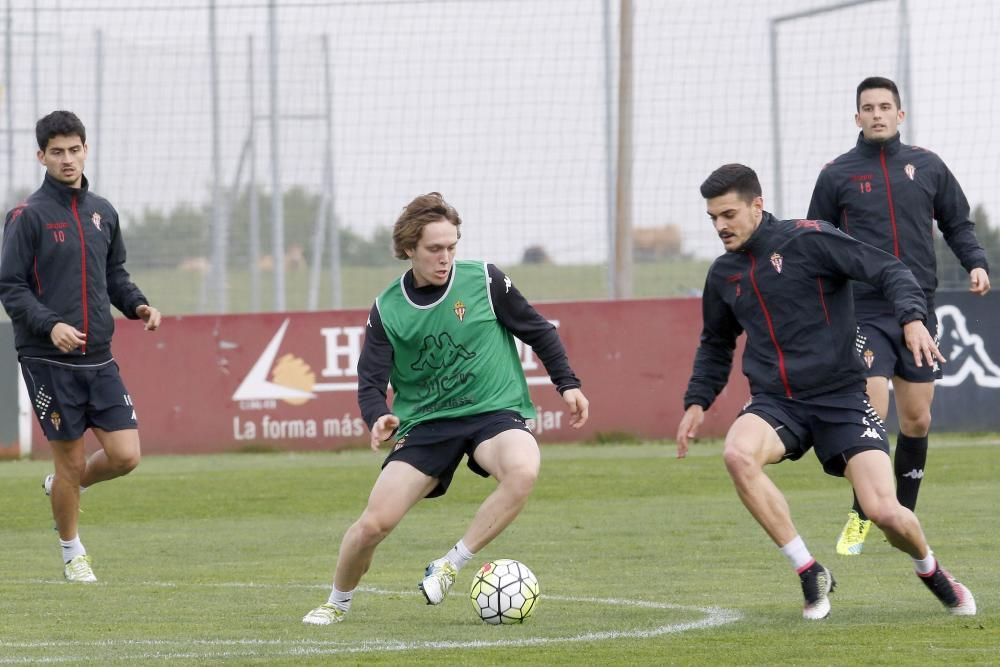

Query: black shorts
[[384, 410, 531, 498], [20, 358, 138, 441], [742, 391, 889, 477], [857, 310, 941, 383]]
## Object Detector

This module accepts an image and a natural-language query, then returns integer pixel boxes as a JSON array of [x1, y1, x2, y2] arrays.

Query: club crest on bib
[[91, 212, 102, 230], [454, 300, 466, 322], [904, 164, 916, 180], [770, 252, 783, 274]]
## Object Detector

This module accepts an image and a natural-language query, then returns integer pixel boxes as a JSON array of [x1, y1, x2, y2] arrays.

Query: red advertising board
[[29, 298, 749, 456]]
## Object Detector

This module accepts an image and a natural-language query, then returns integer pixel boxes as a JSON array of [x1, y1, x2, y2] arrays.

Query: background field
[[120, 259, 712, 315], [1, 435, 997, 665]]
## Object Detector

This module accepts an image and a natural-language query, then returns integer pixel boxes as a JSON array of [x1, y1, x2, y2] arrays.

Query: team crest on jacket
[[904, 164, 916, 181], [453, 300, 466, 322], [50, 411, 62, 431], [863, 348, 875, 368], [91, 212, 102, 230], [770, 252, 783, 274]]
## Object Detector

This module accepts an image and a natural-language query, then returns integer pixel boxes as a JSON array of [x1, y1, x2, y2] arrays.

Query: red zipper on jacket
[[879, 147, 901, 257], [816, 277, 830, 325], [33, 258, 43, 295], [70, 195, 88, 353], [748, 253, 793, 398]]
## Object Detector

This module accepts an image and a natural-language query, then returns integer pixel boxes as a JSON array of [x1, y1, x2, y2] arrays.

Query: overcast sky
[[2, 0, 997, 265]]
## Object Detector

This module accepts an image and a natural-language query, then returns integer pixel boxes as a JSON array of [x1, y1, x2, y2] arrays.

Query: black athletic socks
[[894, 433, 928, 511]]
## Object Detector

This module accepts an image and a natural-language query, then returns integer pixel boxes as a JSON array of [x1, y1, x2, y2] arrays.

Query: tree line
[[122, 186, 396, 270], [111, 189, 998, 284]]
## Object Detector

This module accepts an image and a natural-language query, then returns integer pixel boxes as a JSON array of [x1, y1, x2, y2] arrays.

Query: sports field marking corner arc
[[0, 580, 742, 663]]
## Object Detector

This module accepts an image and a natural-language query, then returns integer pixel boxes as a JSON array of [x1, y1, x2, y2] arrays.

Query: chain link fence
[[2, 0, 996, 313]]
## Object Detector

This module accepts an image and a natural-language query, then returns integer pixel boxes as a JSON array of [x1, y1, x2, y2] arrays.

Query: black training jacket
[[683, 213, 926, 410], [807, 132, 989, 314], [0, 173, 147, 364]]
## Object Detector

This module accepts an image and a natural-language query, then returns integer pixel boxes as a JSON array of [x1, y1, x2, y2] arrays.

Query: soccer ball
[[469, 558, 539, 625]]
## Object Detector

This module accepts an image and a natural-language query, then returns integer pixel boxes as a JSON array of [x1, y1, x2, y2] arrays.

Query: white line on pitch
[[0, 582, 742, 663]]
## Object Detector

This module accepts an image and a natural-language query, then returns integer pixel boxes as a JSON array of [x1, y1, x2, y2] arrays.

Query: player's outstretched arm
[[369, 414, 400, 452], [675, 405, 705, 459], [969, 267, 991, 295], [902, 320, 947, 369], [561, 388, 589, 429]]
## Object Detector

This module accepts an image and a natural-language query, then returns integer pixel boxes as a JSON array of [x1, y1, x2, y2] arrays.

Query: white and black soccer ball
[[469, 558, 539, 625]]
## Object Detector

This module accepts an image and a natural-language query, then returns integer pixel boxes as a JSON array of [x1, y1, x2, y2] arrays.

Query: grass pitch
[[1, 436, 997, 665]]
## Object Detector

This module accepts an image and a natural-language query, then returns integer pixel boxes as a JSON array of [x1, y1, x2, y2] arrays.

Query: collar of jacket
[[739, 211, 777, 255], [855, 130, 902, 157], [41, 171, 90, 207]]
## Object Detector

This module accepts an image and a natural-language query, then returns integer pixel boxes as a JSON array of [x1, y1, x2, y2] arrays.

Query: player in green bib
[[304, 193, 589, 626], [376, 258, 535, 433]]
